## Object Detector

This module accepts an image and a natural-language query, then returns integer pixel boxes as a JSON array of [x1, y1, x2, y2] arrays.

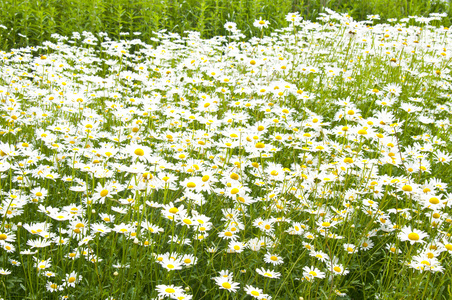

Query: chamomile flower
[[212, 276, 240, 292], [398, 226, 428, 245], [256, 268, 281, 279], [263, 253, 284, 265], [0, 268, 11, 275], [245, 285, 264, 299], [156, 285, 185, 298], [253, 18, 270, 29], [302, 266, 325, 280]]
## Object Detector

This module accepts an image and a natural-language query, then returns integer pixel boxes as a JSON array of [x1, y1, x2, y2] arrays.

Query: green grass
[[0, 0, 450, 50]]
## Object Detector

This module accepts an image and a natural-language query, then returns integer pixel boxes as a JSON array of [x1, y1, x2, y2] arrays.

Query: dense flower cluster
[[0, 8, 451, 299]]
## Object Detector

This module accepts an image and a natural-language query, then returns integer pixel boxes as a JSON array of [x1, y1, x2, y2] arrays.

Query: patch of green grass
[[0, 0, 450, 50]]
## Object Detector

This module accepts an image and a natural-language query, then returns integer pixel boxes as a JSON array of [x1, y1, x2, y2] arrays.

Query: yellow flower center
[[358, 129, 367, 135], [230, 173, 239, 180], [402, 185, 412, 192], [429, 197, 439, 204], [187, 182, 196, 188], [222, 282, 232, 289], [169, 207, 179, 214], [343, 157, 353, 164], [408, 233, 419, 241], [134, 148, 144, 156]]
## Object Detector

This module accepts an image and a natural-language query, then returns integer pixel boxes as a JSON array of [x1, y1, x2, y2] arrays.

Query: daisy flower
[[156, 285, 184, 298], [218, 270, 233, 279], [46, 282, 63, 292], [309, 250, 330, 262], [212, 276, 240, 292], [302, 266, 325, 280], [263, 253, 284, 265], [329, 260, 350, 276], [228, 241, 246, 253], [0, 268, 11, 275], [343, 243, 357, 254], [113, 223, 136, 234], [123, 143, 152, 162], [398, 226, 428, 245], [159, 258, 183, 271], [385, 243, 402, 254], [253, 18, 270, 29], [256, 268, 281, 279], [245, 285, 264, 299], [360, 239, 374, 251], [63, 271, 82, 287]]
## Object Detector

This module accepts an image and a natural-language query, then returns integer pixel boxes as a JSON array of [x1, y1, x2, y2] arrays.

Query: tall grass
[[0, 0, 450, 49]]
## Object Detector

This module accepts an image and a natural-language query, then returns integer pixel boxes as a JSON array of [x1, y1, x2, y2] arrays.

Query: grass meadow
[[0, 0, 451, 49], [0, 4, 452, 300]]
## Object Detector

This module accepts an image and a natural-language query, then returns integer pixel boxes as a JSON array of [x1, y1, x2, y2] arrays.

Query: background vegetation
[[0, 0, 451, 50]]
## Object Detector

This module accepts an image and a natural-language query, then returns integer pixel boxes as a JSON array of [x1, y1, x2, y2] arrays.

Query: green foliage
[[0, 0, 451, 49]]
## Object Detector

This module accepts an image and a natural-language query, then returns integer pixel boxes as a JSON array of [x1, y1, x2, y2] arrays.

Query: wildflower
[[343, 243, 357, 254], [159, 258, 183, 271], [331, 262, 349, 275], [46, 282, 63, 292], [63, 271, 82, 287], [156, 285, 184, 298], [386, 243, 402, 254], [398, 226, 428, 245], [256, 268, 281, 279], [360, 239, 374, 251], [245, 285, 264, 298], [113, 223, 135, 234], [228, 241, 246, 253], [212, 276, 240, 292], [302, 266, 325, 280], [0, 231, 16, 244], [224, 22, 237, 32], [0, 268, 11, 275], [253, 18, 270, 29], [264, 253, 284, 265]]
